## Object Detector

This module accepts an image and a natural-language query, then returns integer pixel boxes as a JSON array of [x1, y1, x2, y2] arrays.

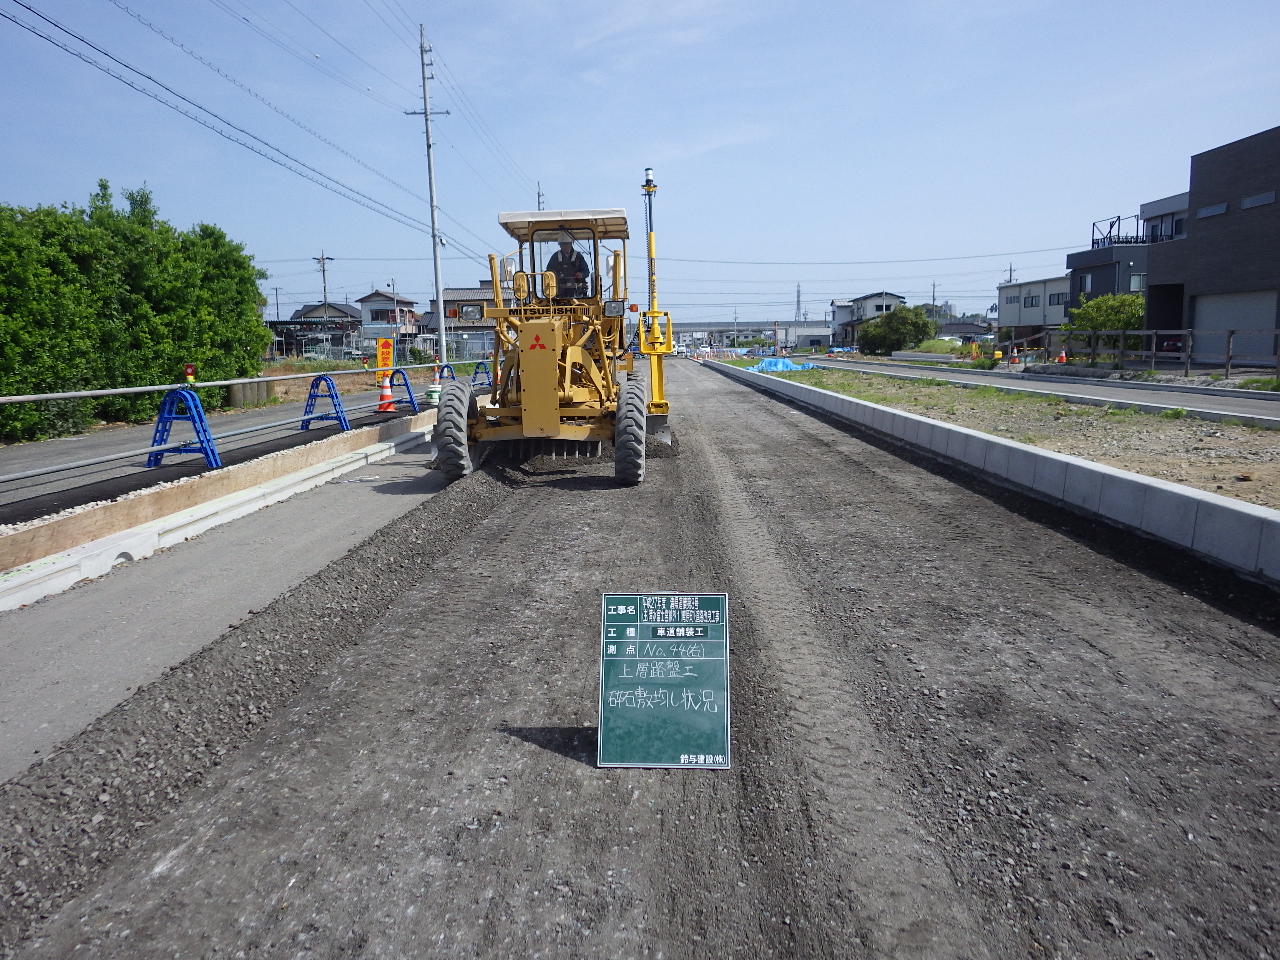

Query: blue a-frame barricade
[[301, 375, 352, 431], [471, 361, 492, 390], [147, 389, 222, 468], [387, 368, 420, 413]]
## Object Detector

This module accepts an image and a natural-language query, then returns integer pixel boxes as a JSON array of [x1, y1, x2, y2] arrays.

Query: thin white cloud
[[649, 121, 771, 164]]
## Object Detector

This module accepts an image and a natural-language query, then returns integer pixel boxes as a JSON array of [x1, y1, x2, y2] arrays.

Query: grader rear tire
[[434, 380, 476, 481], [614, 382, 646, 486]]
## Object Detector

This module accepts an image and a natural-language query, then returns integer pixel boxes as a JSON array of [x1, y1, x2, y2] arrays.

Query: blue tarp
[[746, 357, 816, 372]]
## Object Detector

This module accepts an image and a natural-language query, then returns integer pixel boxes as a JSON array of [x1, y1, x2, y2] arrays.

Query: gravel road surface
[[2, 361, 1275, 959]]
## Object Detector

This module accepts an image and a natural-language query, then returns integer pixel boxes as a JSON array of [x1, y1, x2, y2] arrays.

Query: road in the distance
[[811, 356, 1280, 420], [3, 361, 1275, 959]]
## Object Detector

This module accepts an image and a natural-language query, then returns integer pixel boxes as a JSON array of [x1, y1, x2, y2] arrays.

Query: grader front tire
[[434, 380, 476, 481], [614, 382, 646, 486]]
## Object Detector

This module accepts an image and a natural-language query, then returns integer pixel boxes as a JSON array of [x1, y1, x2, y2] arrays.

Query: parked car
[[1158, 336, 1185, 353]]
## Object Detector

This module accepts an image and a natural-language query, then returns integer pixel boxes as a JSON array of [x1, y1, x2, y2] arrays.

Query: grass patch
[[1160, 407, 1187, 419], [1237, 377, 1280, 391]]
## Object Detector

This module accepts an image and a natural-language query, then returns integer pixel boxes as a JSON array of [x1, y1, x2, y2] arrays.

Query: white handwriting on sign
[[617, 661, 695, 680], [606, 688, 718, 712]]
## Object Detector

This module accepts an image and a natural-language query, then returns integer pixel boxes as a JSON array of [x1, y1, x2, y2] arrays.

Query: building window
[[1197, 202, 1228, 218], [1173, 216, 1185, 236], [1023, 295, 1040, 307], [1048, 292, 1067, 306], [1004, 294, 1019, 304], [1080, 274, 1092, 294], [1242, 190, 1275, 209], [1129, 273, 1147, 292]]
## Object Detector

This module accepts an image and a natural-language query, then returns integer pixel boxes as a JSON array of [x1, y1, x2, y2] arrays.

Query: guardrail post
[[1183, 328, 1193, 377], [1089, 331, 1098, 366], [1148, 330, 1156, 371], [1225, 329, 1235, 380], [1118, 327, 1126, 369]]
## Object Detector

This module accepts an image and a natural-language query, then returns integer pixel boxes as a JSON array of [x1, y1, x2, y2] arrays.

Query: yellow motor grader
[[433, 170, 674, 485]]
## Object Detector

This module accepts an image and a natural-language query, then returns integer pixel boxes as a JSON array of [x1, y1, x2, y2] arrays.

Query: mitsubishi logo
[[529, 334, 549, 350]]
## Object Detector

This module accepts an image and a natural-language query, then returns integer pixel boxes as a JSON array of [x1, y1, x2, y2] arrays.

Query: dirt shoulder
[[769, 367, 1280, 510]]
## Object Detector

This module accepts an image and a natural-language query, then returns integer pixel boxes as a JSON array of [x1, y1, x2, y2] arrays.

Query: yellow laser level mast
[[639, 168, 673, 442], [430, 174, 673, 486]]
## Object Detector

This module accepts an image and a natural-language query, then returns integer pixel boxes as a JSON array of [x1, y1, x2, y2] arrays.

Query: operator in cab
[[547, 239, 590, 298]]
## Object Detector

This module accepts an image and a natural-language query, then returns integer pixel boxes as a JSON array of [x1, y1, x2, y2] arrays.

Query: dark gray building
[[1065, 216, 1150, 309], [1146, 126, 1280, 362]]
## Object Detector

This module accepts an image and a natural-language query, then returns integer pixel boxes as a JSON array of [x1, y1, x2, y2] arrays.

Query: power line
[[106, 0, 433, 208], [645, 245, 1081, 266], [10, 0, 441, 233], [276, 0, 415, 95], [3, 4, 492, 265], [204, 0, 402, 109], [435, 55, 538, 197], [360, 0, 414, 53]]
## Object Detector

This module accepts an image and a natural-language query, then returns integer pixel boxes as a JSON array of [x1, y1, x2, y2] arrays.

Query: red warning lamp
[[628, 303, 638, 313]]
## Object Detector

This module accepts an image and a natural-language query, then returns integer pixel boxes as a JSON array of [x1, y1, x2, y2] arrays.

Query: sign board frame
[[597, 593, 731, 769]]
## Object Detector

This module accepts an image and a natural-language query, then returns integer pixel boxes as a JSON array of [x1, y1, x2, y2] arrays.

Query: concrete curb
[[705, 361, 1280, 588], [0, 418, 437, 611], [808, 360, 1280, 429], [819, 356, 1280, 402]]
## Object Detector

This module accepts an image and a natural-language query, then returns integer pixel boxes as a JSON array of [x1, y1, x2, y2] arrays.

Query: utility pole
[[271, 286, 281, 359], [406, 25, 450, 364], [537, 181, 544, 211], [733, 307, 738, 348], [931, 281, 936, 305], [1007, 262, 1014, 283], [313, 252, 333, 315]]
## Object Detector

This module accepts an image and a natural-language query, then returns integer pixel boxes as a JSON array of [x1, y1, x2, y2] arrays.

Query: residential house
[[996, 276, 1071, 339], [830, 292, 906, 346], [269, 301, 361, 356]]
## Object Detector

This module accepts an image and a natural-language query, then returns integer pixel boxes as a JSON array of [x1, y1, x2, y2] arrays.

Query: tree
[[1062, 293, 1145, 356], [0, 181, 268, 441], [856, 305, 936, 355], [1063, 293, 1145, 331]]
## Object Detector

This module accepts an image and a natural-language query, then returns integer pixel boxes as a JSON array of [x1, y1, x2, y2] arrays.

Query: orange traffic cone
[[377, 375, 395, 411], [1010, 346, 1020, 364], [1056, 348, 1067, 363]]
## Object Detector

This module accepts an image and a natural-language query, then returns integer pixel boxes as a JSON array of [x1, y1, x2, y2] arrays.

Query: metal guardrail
[[0, 362, 455, 404], [0, 363, 463, 487]]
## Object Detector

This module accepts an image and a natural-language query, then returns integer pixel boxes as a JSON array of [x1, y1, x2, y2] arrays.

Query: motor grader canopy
[[497, 209, 629, 243]]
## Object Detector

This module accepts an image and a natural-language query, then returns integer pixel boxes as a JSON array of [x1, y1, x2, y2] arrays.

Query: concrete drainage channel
[[0, 407, 443, 610], [705, 361, 1280, 588]]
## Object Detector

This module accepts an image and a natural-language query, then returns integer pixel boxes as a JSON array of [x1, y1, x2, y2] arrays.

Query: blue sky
[[2, 0, 1278, 328]]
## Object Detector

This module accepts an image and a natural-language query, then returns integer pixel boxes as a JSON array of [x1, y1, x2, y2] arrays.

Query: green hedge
[[0, 181, 268, 441]]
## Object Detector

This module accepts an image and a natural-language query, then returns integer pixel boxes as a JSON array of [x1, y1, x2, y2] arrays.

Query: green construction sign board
[[598, 593, 731, 769]]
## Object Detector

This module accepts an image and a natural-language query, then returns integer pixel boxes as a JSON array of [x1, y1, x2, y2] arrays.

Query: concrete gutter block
[[983, 438, 1013, 480], [1097, 471, 1150, 528], [883, 410, 909, 440], [916, 420, 941, 453], [1192, 498, 1268, 574], [899, 415, 920, 446], [1062, 460, 1105, 514], [1138, 478, 1201, 548], [959, 432, 989, 470], [1032, 451, 1069, 501], [1258, 518, 1280, 581], [1004, 445, 1040, 490]]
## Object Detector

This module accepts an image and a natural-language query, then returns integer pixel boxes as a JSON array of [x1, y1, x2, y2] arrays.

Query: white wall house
[[996, 276, 1071, 331]]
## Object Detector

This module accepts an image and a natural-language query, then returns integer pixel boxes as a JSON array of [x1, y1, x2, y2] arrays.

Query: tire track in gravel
[[683, 385, 992, 959], [688, 362, 1279, 959]]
